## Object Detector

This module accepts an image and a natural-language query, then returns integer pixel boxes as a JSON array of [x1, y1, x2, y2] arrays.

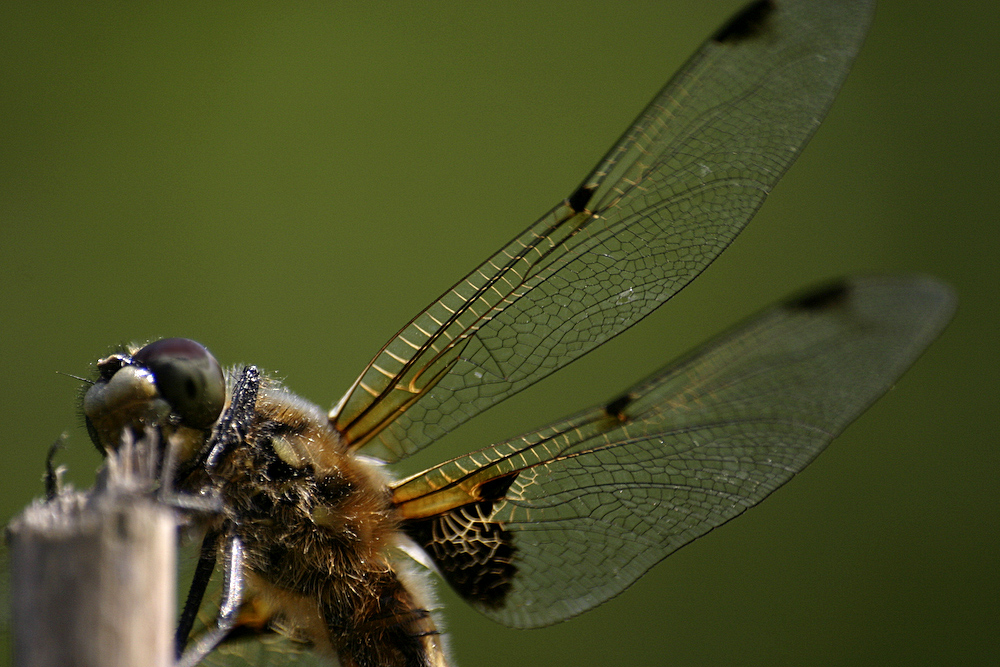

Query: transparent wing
[[200, 638, 325, 667], [394, 276, 956, 628], [332, 0, 876, 462]]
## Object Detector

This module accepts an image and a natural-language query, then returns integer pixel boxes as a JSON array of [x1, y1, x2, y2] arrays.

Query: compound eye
[[133, 338, 226, 429]]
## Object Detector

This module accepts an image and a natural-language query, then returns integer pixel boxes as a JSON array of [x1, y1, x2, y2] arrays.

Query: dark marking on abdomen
[[713, 0, 776, 44]]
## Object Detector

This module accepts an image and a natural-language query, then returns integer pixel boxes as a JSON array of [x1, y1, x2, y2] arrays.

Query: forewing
[[394, 276, 956, 628], [332, 0, 876, 462]]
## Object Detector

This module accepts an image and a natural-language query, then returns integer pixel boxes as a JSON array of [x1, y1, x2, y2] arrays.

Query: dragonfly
[[74, 1, 956, 666]]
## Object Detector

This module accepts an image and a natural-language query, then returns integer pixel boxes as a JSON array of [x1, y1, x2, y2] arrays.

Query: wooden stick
[[5, 434, 176, 667]]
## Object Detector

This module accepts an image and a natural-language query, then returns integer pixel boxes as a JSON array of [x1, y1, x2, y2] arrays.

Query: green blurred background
[[2, 1, 996, 665]]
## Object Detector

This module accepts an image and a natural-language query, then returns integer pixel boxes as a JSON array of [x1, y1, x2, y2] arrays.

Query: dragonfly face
[[74, 1, 956, 666]]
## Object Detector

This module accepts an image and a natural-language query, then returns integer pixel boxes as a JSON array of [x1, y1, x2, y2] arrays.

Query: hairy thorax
[[184, 377, 443, 665]]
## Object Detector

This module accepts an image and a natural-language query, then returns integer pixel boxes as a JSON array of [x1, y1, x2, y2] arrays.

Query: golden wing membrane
[[331, 0, 875, 463], [394, 276, 956, 628]]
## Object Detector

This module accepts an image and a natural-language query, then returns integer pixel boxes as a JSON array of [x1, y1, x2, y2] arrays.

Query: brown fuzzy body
[[184, 378, 447, 667]]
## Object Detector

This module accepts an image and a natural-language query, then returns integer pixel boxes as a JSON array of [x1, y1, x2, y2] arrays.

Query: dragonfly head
[[83, 337, 226, 462]]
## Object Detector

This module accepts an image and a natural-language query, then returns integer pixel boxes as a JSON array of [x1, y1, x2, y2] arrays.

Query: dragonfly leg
[[174, 528, 221, 659], [176, 531, 245, 667]]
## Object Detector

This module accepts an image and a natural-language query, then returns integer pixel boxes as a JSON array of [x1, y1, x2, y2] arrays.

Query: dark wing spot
[[404, 508, 516, 608], [604, 392, 635, 421], [567, 184, 596, 212], [403, 472, 520, 608], [786, 280, 852, 311], [476, 470, 518, 503], [713, 0, 776, 44]]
